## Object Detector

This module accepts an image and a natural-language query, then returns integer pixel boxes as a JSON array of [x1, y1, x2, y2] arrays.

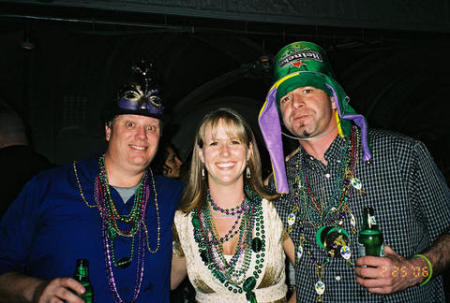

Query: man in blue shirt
[[0, 62, 183, 302]]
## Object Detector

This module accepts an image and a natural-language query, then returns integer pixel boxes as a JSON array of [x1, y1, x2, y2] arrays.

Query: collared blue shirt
[[0, 156, 183, 303]]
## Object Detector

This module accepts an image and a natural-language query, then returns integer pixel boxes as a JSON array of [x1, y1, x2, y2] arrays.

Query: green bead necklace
[[192, 186, 265, 302], [72, 155, 161, 274], [288, 127, 361, 302]]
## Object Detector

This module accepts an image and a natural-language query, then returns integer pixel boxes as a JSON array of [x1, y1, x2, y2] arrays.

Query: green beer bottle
[[358, 207, 384, 257], [73, 259, 93, 303]]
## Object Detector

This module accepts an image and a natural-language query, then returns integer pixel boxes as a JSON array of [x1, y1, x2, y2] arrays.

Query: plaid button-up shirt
[[272, 128, 450, 303]]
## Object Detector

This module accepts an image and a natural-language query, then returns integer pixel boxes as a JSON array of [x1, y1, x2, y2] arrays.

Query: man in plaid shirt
[[259, 41, 450, 302]]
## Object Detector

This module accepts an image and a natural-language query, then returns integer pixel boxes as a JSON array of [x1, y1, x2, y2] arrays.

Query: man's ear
[[105, 123, 111, 141], [330, 96, 337, 110]]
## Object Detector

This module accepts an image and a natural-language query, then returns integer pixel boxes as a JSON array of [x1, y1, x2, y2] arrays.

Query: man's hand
[[33, 278, 85, 303], [355, 245, 427, 294]]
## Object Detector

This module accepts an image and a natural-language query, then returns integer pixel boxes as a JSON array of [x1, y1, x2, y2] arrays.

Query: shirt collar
[[299, 135, 347, 164]]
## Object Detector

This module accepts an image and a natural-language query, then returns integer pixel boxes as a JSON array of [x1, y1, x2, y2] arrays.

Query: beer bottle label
[[357, 242, 367, 257], [368, 215, 376, 228], [357, 242, 385, 257]]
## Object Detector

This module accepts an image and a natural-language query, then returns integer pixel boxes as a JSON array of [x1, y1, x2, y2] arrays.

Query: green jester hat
[[258, 41, 371, 194]]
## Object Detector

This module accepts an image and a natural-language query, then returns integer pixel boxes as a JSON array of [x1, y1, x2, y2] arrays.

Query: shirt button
[[309, 156, 314, 160], [335, 275, 341, 281], [325, 173, 331, 178]]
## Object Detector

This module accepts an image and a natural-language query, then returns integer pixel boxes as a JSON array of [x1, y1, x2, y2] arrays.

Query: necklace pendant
[[350, 177, 362, 190], [316, 226, 331, 250], [107, 226, 117, 240], [315, 280, 325, 295], [296, 245, 303, 262], [349, 213, 356, 228], [251, 237, 262, 253], [340, 246, 351, 260], [288, 213, 296, 226], [317, 226, 350, 259], [243, 277, 257, 292], [116, 257, 132, 269]]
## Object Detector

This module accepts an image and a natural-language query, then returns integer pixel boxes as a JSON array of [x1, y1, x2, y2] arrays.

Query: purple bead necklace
[[102, 222, 146, 303], [208, 190, 248, 216]]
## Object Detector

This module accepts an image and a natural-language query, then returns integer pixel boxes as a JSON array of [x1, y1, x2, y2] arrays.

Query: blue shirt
[[0, 156, 183, 303]]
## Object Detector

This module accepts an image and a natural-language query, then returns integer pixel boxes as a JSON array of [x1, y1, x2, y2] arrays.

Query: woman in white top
[[171, 108, 295, 303]]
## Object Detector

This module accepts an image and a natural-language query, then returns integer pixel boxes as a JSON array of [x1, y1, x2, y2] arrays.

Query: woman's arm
[[283, 235, 295, 266], [170, 253, 187, 290], [283, 235, 296, 303]]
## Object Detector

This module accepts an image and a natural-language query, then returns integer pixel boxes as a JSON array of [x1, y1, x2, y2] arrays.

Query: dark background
[[0, 1, 449, 299]]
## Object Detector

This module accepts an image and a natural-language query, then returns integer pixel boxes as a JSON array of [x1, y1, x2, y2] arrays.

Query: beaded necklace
[[287, 126, 361, 302], [96, 156, 148, 268], [211, 209, 239, 219], [209, 191, 247, 216], [203, 191, 249, 243], [73, 155, 161, 303], [102, 220, 146, 303], [192, 186, 265, 303]]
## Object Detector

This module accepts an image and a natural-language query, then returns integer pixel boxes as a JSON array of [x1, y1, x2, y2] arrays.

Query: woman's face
[[198, 120, 251, 188], [164, 146, 183, 178]]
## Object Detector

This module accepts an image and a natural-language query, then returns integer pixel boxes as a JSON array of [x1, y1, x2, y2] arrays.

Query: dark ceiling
[[0, 1, 450, 183]]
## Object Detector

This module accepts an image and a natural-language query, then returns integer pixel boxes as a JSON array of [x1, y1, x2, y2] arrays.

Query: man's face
[[105, 114, 160, 172], [279, 86, 336, 139]]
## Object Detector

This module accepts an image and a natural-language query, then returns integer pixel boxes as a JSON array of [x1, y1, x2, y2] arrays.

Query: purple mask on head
[[117, 85, 163, 116], [113, 60, 164, 119]]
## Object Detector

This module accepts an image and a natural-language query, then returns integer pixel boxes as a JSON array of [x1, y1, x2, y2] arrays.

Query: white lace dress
[[174, 199, 288, 303]]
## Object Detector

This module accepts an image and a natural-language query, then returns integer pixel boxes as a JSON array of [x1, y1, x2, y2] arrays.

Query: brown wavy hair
[[179, 108, 278, 213]]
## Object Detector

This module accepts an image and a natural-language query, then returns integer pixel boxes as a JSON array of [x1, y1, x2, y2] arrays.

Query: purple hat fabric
[[258, 42, 371, 194]]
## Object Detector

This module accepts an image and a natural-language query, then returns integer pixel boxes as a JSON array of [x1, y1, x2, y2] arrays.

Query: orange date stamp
[[381, 265, 429, 278]]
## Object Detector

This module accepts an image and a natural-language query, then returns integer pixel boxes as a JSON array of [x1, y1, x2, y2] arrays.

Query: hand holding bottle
[[33, 259, 93, 303], [355, 207, 426, 294], [355, 245, 429, 294], [33, 277, 86, 303]]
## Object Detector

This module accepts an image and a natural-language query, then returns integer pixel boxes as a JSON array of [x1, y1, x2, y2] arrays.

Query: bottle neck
[[363, 212, 379, 231], [74, 264, 89, 281]]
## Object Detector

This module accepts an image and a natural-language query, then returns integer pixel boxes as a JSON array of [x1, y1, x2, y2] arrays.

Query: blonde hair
[[180, 108, 278, 213]]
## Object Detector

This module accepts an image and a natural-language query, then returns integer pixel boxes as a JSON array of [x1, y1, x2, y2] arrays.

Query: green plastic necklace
[[287, 127, 362, 302], [192, 186, 265, 302]]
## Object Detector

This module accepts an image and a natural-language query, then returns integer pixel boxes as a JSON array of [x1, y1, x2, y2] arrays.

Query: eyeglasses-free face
[[105, 114, 161, 174]]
